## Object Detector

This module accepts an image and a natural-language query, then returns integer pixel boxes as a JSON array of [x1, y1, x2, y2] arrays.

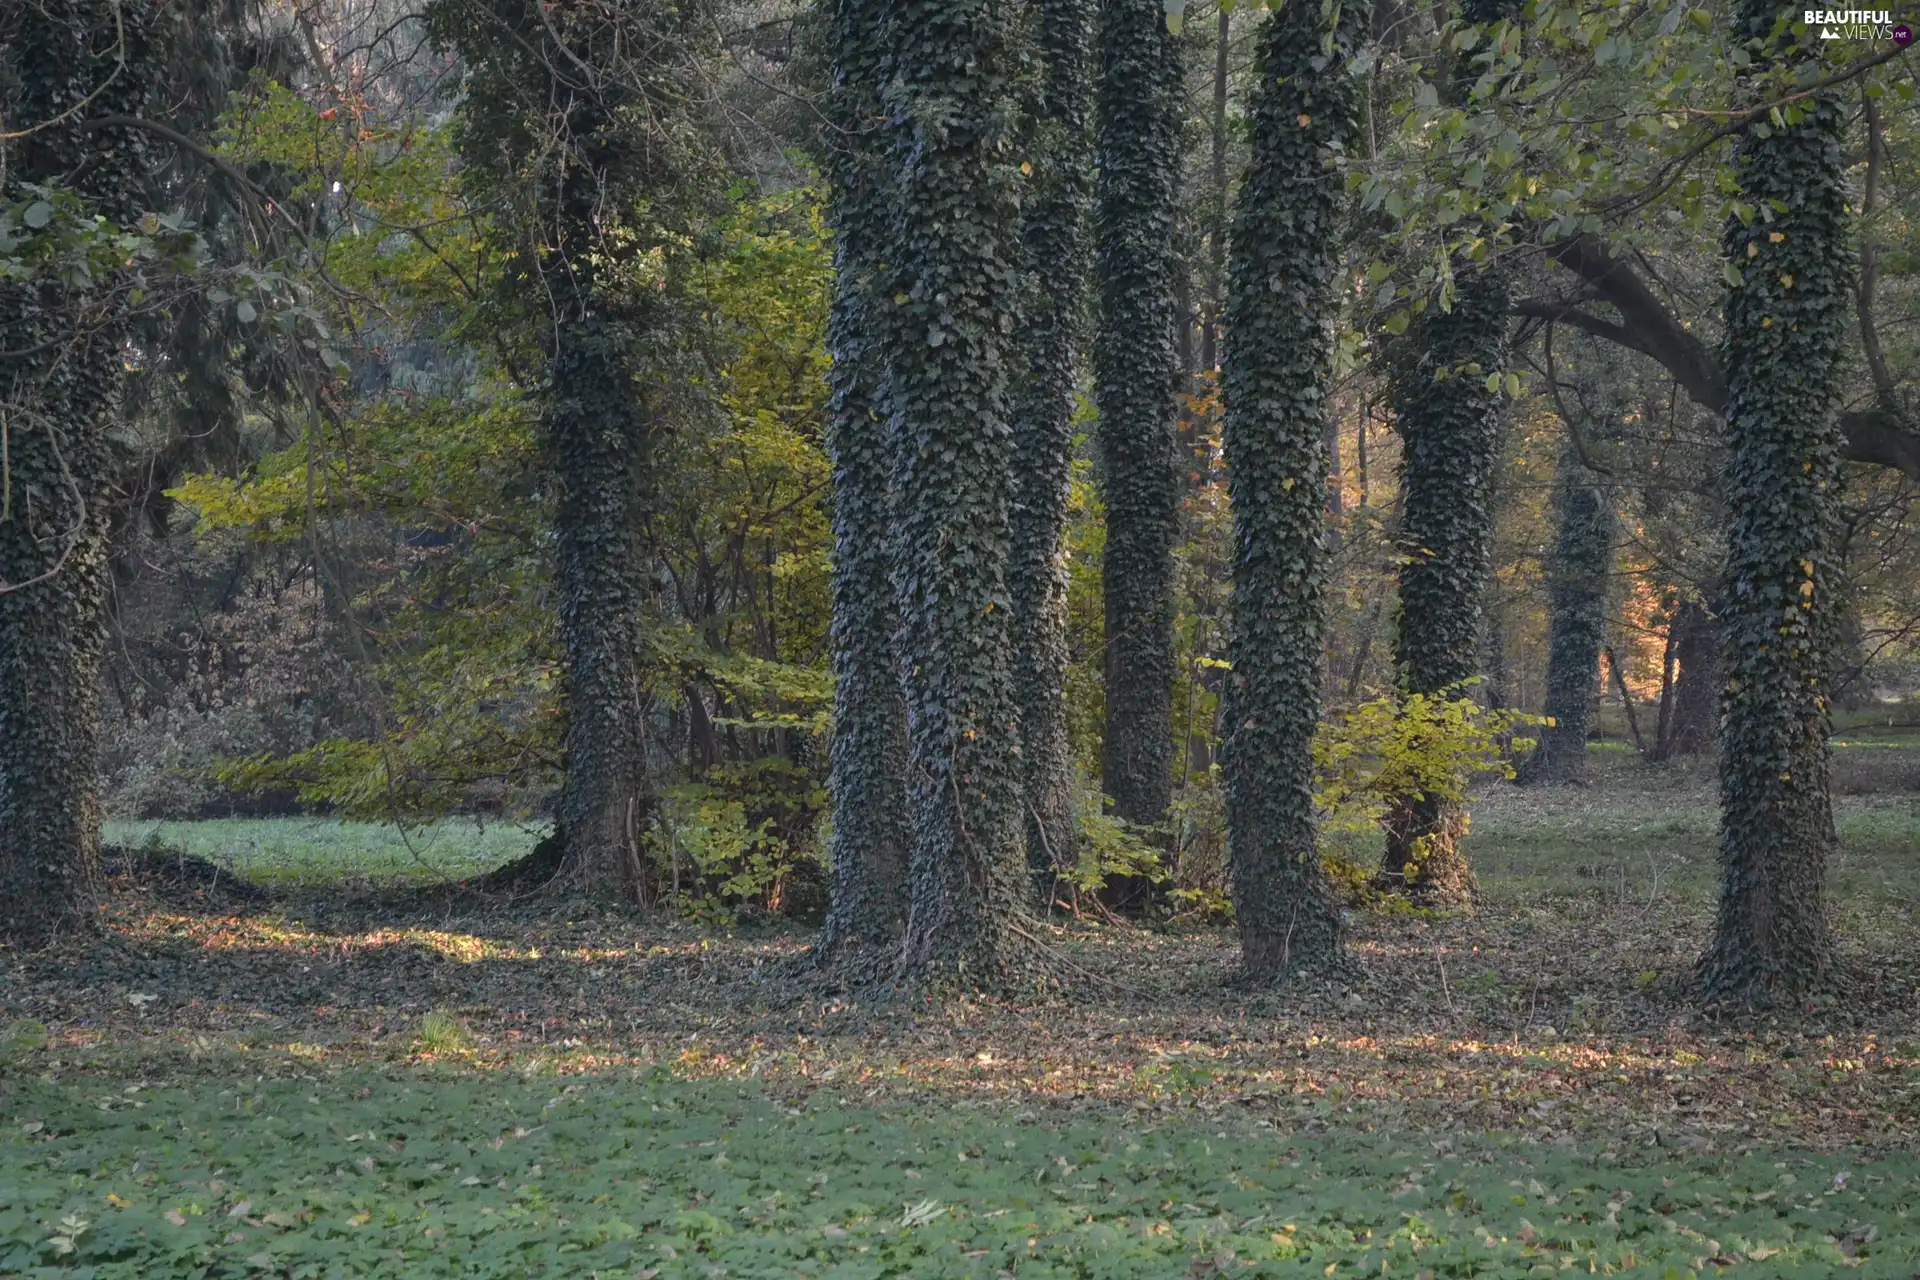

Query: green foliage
[[1315, 688, 1542, 853], [414, 1010, 473, 1055], [1, 1018, 50, 1065], [6, 1073, 1917, 1277]]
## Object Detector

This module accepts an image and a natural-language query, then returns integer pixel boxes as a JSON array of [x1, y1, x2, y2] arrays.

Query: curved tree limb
[[1518, 235, 1920, 479]]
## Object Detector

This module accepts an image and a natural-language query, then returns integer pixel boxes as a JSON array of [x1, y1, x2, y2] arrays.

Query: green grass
[[5, 1072, 1916, 1278], [1466, 744, 1920, 917], [101, 818, 541, 886]]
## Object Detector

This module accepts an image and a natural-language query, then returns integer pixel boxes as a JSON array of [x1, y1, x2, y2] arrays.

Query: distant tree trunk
[[1009, 0, 1095, 897], [0, 1, 165, 945], [428, 0, 695, 903], [884, 0, 1030, 985], [1221, 0, 1364, 983], [1518, 439, 1615, 785], [1376, 0, 1516, 908], [817, 0, 909, 961], [1698, 0, 1849, 1005], [1095, 0, 1182, 833], [1653, 599, 1718, 759]]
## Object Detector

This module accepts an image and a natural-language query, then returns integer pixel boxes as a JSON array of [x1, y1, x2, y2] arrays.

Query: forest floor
[[7, 744, 1920, 1276]]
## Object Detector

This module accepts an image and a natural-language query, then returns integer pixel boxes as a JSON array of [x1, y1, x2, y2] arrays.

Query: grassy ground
[[100, 818, 543, 886], [7, 745, 1918, 1276]]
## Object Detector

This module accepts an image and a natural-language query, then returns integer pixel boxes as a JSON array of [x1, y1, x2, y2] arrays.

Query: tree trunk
[[1378, 270, 1507, 906], [1220, 0, 1365, 983], [1375, 0, 1517, 907], [428, 0, 688, 904], [1094, 0, 1182, 832], [1697, 3, 1849, 1005], [0, 2, 165, 945], [817, 0, 909, 962], [550, 317, 656, 902], [1654, 599, 1718, 759], [1009, 0, 1095, 898], [884, 0, 1029, 987], [1518, 438, 1615, 785]]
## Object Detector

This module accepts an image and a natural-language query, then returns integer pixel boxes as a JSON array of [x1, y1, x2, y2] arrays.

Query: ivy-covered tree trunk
[[817, 0, 909, 961], [1379, 269, 1507, 905], [428, 0, 693, 903], [0, 1, 164, 944], [1697, 5, 1850, 1004], [1220, 0, 1365, 983], [1377, 0, 1519, 907], [1518, 437, 1615, 786], [884, 0, 1030, 985], [1093, 0, 1182, 831], [1658, 600, 1719, 758], [1008, 0, 1094, 894]]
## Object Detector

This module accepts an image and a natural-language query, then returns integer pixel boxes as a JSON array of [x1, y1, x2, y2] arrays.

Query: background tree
[[1697, 2, 1853, 1003], [1220, 0, 1365, 982], [1519, 389, 1617, 786], [1008, 0, 1095, 893], [1093, 0, 1182, 837]]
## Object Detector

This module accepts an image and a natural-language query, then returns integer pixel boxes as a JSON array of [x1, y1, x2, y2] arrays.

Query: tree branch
[[1521, 236, 1920, 480]]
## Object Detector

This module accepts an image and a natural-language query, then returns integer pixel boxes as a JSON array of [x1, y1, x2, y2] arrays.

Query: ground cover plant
[[10, 754, 1920, 1275]]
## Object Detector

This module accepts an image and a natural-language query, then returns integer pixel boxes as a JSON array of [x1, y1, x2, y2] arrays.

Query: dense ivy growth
[[1518, 436, 1616, 785], [1697, 1, 1852, 1003], [1381, 267, 1508, 904], [1093, 0, 1182, 830], [882, 0, 1031, 983], [1378, 0, 1522, 907], [817, 0, 909, 960], [424, 0, 706, 903], [1008, 0, 1095, 892], [1220, 0, 1366, 981], [0, 0, 168, 943]]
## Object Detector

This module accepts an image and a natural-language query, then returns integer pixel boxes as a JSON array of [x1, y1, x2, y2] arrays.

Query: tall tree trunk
[[816, 0, 909, 960], [0, 1, 165, 945], [1094, 0, 1181, 831], [1379, 271, 1507, 905], [1009, 0, 1095, 896], [1518, 437, 1615, 785], [884, 0, 1029, 985], [428, 0, 690, 903], [1377, 0, 1516, 908], [1697, 3, 1849, 1004], [1221, 0, 1365, 983]]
